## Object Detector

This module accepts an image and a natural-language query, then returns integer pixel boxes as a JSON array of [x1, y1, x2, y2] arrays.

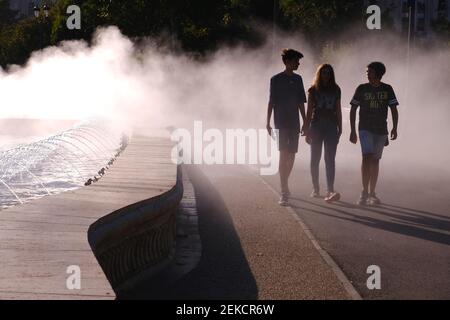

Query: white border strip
[[251, 168, 362, 300]]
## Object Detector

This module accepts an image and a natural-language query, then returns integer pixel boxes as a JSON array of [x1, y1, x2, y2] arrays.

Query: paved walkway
[[0, 135, 177, 299], [128, 164, 355, 300], [262, 158, 450, 299]]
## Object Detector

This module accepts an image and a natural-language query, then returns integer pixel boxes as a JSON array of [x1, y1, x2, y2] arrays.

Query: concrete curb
[[88, 165, 183, 295]]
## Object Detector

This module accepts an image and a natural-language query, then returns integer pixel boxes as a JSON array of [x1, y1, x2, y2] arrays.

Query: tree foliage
[[279, 0, 364, 38], [1, 0, 448, 68], [0, 0, 17, 29]]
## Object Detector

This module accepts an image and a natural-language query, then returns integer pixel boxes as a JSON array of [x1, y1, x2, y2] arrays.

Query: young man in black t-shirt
[[350, 62, 399, 205], [266, 49, 307, 206]]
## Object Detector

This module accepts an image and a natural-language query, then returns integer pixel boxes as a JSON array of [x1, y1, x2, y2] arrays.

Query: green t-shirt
[[350, 82, 399, 134]]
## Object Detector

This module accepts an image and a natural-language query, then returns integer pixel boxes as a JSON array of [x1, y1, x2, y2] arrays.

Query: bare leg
[[369, 158, 380, 194], [361, 154, 372, 194], [279, 151, 295, 194], [286, 152, 295, 178], [279, 151, 289, 193], [285, 152, 295, 193]]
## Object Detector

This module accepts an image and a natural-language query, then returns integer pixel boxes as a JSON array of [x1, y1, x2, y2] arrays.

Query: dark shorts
[[275, 129, 299, 153]]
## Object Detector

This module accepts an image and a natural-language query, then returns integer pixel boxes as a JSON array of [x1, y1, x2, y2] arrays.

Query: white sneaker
[[310, 190, 320, 198], [325, 192, 341, 203], [278, 195, 289, 206], [357, 191, 369, 206], [281, 188, 291, 198], [368, 193, 381, 205]]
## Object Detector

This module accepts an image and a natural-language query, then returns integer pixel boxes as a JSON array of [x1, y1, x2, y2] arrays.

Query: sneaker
[[357, 191, 369, 206], [310, 190, 321, 198], [282, 189, 291, 198], [368, 193, 381, 205], [278, 195, 289, 206], [325, 192, 341, 203]]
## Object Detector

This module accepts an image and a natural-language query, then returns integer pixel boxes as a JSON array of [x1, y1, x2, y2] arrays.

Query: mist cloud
[[0, 26, 449, 175]]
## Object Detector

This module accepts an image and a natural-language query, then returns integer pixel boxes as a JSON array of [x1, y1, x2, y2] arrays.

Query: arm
[[299, 79, 307, 136], [349, 104, 358, 143], [390, 105, 399, 140], [336, 99, 342, 136], [305, 95, 314, 130], [267, 78, 275, 136], [304, 92, 314, 143], [349, 85, 361, 144], [266, 102, 274, 136], [299, 103, 306, 135]]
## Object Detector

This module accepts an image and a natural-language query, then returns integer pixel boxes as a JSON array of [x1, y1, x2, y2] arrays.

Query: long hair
[[309, 64, 339, 94]]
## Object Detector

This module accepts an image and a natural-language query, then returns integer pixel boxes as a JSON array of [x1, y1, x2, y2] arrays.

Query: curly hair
[[281, 48, 304, 64], [367, 61, 386, 79]]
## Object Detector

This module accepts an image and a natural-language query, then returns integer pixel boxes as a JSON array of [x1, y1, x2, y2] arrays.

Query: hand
[[350, 131, 358, 144], [305, 134, 311, 145], [301, 124, 308, 137], [390, 128, 398, 140], [266, 124, 272, 137]]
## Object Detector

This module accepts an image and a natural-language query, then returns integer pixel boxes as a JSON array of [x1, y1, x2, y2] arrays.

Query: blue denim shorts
[[359, 130, 387, 160]]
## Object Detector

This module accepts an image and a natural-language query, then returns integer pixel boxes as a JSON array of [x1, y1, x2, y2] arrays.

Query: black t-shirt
[[269, 72, 307, 131], [309, 86, 341, 123], [350, 82, 399, 134]]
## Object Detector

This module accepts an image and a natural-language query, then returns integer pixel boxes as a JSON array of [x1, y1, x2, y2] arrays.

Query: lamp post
[[34, 4, 49, 19], [272, 0, 278, 56], [406, 0, 416, 58], [403, 0, 415, 125], [33, 3, 50, 49]]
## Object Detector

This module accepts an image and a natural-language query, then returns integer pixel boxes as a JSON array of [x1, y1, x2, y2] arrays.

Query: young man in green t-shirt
[[349, 62, 399, 205]]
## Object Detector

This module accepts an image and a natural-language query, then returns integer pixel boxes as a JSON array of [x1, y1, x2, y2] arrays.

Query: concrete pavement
[[0, 135, 178, 299]]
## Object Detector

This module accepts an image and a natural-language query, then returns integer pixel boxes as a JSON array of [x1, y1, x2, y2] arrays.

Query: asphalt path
[[262, 154, 450, 299], [124, 164, 351, 300]]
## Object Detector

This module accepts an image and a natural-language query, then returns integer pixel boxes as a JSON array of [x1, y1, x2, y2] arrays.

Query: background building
[[8, 0, 56, 18], [366, 0, 450, 37]]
